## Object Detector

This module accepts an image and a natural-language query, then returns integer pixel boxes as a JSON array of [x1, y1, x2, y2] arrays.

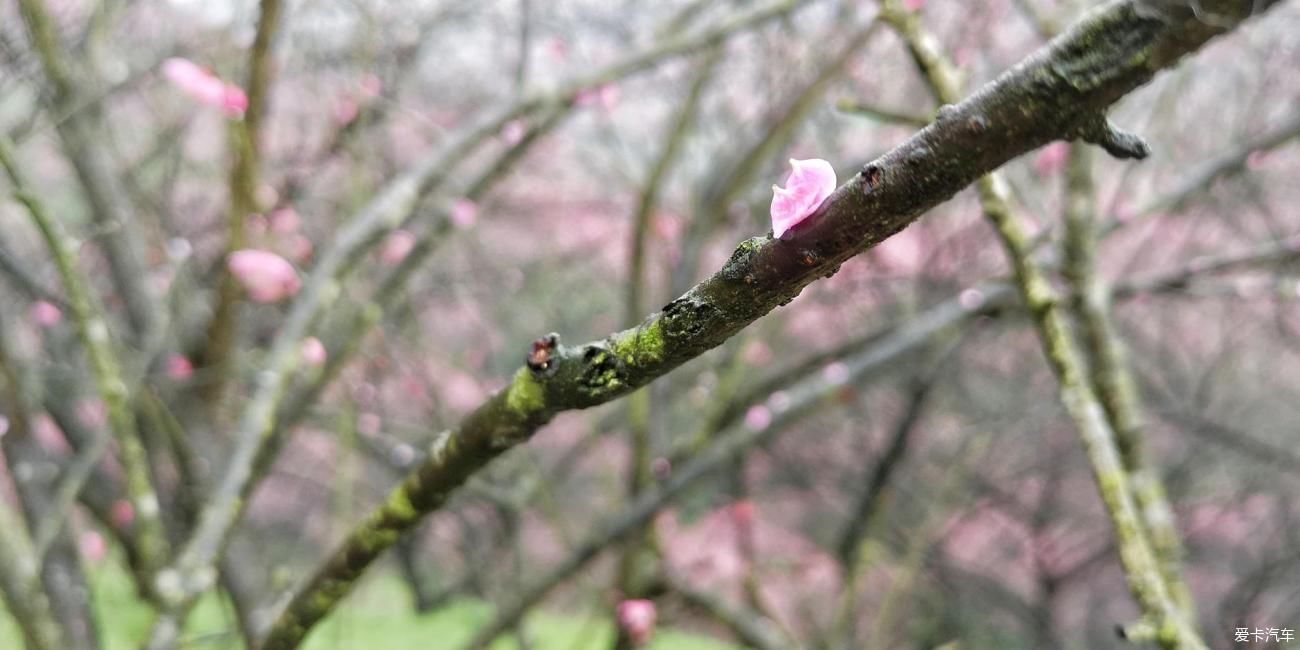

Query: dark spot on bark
[[798, 250, 818, 267], [661, 296, 720, 341], [578, 344, 628, 397], [861, 164, 882, 190]]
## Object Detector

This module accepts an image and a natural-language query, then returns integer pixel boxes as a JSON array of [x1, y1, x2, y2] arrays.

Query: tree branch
[[261, 2, 1281, 647]]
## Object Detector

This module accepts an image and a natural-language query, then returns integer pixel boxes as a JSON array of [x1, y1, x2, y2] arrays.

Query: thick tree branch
[[261, 2, 1281, 647]]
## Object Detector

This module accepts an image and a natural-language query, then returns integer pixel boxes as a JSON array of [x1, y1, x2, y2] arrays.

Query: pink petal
[[162, 58, 246, 119], [335, 96, 360, 125], [301, 337, 327, 367], [227, 249, 300, 304], [284, 234, 314, 264], [449, 198, 477, 229], [616, 599, 657, 646], [903, 0, 925, 10], [744, 404, 772, 431], [770, 158, 836, 239], [80, 531, 107, 563], [730, 500, 755, 527], [30, 300, 62, 328], [165, 354, 194, 381], [269, 207, 301, 234], [222, 84, 248, 118], [380, 229, 417, 265], [111, 499, 135, 528], [500, 119, 526, 146]]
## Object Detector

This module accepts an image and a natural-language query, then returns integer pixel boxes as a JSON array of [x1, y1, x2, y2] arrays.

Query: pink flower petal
[[80, 531, 107, 563], [380, 229, 417, 265], [227, 249, 300, 304], [111, 499, 135, 528], [301, 337, 327, 367], [269, 207, 301, 234], [165, 354, 194, 381], [744, 404, 772, 431], [616, 599, 657, 646], [335, 96, 360, 125], [771, 158, 836, 239], [449, 198, 477, 229], [162, 58, 247, 118], [30, 300, 62, 328], [500, 119, 526, 145]]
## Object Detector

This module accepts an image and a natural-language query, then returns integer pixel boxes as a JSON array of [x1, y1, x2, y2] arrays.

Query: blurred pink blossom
[[771, 158, 836, 238], [615, 599, 656, 646], [111, 499, 135, 528], [875, 227, 924, 271], [32, 413, 69, 453], [270, 207, 301, 234], [959, 288, 986, 310], [1033, 142, 1069, 176], [449, 198, 477, 229], [284, 234, 314, 264], [228, 249, 300, 303], [335, 96, 359, 125], [576, 84, 619, 110], [1246, 149, 1270, 170], [744, 404, 772, 431], [165, 354, 194, 381], [30, 300, 62, 328], [301, 337, 327, 367], [822, 361, 850, 385], [903, 0, 925, 10], [80, 531, 107, 563], [730, 500, 756, 527], [161, 58, 248, 118], [381, 229, 417, 265], [441, 371, 486, 413], [653, 212, 683, 242], [500, 119, 527, 145]]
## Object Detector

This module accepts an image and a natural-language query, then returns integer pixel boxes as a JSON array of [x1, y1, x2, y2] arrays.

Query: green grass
[[0, 558, 739, 650]]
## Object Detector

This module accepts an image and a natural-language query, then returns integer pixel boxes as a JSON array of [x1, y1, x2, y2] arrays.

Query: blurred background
[[1, 0, 1298, 648]]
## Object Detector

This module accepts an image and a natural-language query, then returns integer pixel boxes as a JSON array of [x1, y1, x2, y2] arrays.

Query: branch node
[[1074, 115, 1150, 160], [526, 333, 561, 376]]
